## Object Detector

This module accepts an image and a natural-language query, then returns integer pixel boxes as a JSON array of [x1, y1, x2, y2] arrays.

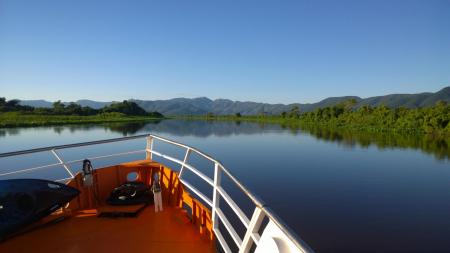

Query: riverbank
[[176, 113, 450, 136], [1, 115, 449, 159], [0, 112, 164, 128]]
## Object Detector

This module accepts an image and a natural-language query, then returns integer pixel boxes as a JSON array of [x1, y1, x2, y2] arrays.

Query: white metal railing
[[0, 134, 314, 253]]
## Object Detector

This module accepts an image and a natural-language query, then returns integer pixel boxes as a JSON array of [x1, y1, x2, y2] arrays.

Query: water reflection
[[291, 124, 450, 161], [0, 119, 449, 160], [0, 128, 20, 137], [0, 120, 284, 138]]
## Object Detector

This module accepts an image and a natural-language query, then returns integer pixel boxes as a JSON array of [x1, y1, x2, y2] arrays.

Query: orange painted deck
[[0, 207, 215, 253], [0, 160, 216, 253]]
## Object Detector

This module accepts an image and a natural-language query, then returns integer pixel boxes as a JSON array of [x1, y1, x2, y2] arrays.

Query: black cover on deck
[[0, 179, 80, 239]]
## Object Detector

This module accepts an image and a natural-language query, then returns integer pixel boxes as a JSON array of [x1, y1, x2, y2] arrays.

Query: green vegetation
[[296, 100, 449, 135], [0, 98, 164, 127], [180, 100, 450, 136], [0, 112, 164, 127]]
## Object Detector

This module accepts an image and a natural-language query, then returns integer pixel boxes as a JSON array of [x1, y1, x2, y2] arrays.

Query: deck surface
[[0, 206, 215, 253]]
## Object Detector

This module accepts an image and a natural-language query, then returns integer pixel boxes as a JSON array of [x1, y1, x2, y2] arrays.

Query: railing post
[[51, 149, 75, 178], [179, 148, 191, 178], [146, 136, 154, 160], [239, 207, 265, 253], [212, 162, 222, 230]]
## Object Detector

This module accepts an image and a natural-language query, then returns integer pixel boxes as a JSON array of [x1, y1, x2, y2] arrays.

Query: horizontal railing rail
[[0, 134, 149, 158], [0, 134, 314, 253]]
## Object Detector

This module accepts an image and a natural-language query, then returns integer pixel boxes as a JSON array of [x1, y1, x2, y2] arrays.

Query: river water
[[1, 120, 449, 252]]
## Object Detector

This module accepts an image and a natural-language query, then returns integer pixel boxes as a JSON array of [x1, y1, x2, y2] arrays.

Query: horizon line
[[6, 85, 450, 106]]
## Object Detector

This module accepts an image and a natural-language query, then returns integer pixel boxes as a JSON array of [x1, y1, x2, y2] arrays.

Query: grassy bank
[[0, 112, 164, 128]]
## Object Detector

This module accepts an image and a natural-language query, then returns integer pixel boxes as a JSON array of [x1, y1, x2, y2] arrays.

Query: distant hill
[[74, 100, 112, 109], [357, 87, 450, 108], [19, 100, 54, 108], [19, 86, 450, 116], [20, 99, 112, 109]]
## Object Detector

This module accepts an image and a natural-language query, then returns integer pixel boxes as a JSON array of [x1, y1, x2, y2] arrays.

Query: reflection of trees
[[101, 120, 450, 160], [142, 120, 284, 137], [298, 125, 450, 160], [0, 119, 284, 138], [0, 128, 20, 137], [102, 121, 161, 135], [68, 124, 100, 133], [1, 119, 449, 160], [54, 121, 163, 136], [53, 126, 64, 134]]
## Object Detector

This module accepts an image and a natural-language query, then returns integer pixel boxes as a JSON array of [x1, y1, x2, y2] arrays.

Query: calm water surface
[[1, 120, 449, 252]]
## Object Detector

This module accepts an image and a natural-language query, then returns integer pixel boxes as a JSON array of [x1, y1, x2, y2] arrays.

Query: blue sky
[[0, 0, 449, 103]]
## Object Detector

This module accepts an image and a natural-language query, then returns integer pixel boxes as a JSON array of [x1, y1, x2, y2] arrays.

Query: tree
[[5, 99, 20, 107], [101, 100, 148, 116], [235, 112, 242, 118], [148, 111, 164, 118], [289, 105, 300, 118], [343, 99, 358, 112], [436, 100, 448, 107], [359, 105, 372, 114], [53, 100, 66, 114], [81, 106, 98, 116], [65, 103, 82, 115]]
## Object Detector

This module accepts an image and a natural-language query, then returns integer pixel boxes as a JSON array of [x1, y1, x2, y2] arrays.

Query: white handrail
[[217, 186, 251, 227], [51, 149, 75, 178], [64, 149, 146, 165], [0, 162, 61, 177], [0, 134, 314, 253]]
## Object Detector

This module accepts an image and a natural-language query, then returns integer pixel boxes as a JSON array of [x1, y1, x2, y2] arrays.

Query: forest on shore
[[195, 99, 450, 136], [1, 97, 449, 137], [0, 98, 164, 127]]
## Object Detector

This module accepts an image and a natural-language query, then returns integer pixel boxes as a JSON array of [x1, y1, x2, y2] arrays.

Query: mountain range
[[18, 86, 450, 116]]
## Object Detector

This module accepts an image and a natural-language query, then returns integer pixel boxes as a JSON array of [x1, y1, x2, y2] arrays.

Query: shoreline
[[1, 113, 448, 138], [0, 114, 165, 128], [174, 115, 450, 137]]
